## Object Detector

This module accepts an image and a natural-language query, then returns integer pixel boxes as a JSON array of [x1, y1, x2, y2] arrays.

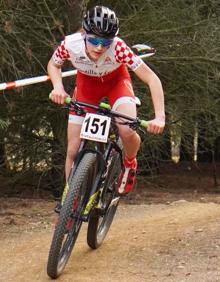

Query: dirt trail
[[1, 201, 220, 282]]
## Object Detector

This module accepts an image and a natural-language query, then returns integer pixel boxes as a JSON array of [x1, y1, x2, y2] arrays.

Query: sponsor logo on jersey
[[104, 57, 112, 64], [81, 69, 111, 76], [75, 56, 92, 65]]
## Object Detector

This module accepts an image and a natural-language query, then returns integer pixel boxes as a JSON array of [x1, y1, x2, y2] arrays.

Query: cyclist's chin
[[90, 51, 103, 61]]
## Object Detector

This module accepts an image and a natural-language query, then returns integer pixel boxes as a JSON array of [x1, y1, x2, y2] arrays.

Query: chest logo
[[104, 57, 112, 64]]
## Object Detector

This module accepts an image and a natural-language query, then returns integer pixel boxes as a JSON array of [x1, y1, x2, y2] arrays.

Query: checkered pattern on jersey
[[53, 41, 70, 65], [115, 41, 136, 66]]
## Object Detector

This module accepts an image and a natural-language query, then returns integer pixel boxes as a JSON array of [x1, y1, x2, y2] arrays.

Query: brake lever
[[72, 104, 86, 116], [117, 121, 138, 131], [138, 127, 146, 134]]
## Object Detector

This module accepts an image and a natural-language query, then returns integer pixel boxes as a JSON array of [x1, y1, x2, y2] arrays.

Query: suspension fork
[[73, 140, 122, 219], [78, 146, 107, 218], [82, 141, 120, 218]]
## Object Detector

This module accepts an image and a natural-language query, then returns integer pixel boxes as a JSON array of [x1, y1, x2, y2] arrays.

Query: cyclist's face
[[85, 34, 113, 61]]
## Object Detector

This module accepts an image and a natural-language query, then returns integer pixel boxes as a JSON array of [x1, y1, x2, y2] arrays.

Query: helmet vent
[[83, 6, 119, 38]]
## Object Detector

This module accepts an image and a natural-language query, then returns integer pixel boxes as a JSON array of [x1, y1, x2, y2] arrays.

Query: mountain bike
[[47, 44, 154, 279], [46, 97, 148, 279]]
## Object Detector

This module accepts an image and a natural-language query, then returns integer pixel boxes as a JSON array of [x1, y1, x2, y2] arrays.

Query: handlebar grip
[[49, 93, 72, 104], [139, 120, 148, 129], [64, 96, 72, 104], [99, 102, 111, 110]]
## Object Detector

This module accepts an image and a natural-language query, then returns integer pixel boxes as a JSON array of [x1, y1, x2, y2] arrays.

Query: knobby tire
[[47, 152, 96, 279], [87, 146, 121, 249]]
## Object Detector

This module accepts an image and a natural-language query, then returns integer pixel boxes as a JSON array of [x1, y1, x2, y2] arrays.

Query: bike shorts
[[69, 65, 136, 125]]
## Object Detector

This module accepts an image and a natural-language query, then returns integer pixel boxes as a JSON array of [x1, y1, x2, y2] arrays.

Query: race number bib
[[80, 113, 111, 143]]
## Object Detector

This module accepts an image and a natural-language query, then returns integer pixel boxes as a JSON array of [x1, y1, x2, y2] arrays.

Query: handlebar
[[49, 94, 148, 130]]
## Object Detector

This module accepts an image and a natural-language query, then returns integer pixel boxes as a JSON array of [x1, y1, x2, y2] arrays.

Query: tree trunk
[[64, 0, 86, 32]]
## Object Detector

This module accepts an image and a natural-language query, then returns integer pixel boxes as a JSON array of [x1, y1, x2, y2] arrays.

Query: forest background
[[0, 0, 219, 198]]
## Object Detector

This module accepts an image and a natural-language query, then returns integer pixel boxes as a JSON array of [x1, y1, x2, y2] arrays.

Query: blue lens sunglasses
[[86, 35, 113, 48]]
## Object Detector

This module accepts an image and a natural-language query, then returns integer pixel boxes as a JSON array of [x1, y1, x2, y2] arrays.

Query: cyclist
[[48, 6, 165, 202]]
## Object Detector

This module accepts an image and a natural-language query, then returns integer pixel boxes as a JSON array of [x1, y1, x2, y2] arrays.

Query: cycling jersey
[[69, 65, 136, 124], [51, 32, 142, 125], [52, 32, 143, 77]]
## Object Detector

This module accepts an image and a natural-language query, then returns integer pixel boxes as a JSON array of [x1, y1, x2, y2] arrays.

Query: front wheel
[[87, 149, 121, 249], [47, 153, 96, 279]]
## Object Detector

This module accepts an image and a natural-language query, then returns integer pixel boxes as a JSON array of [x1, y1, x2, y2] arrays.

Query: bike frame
[[47, 97, 149, 279], [58, 97, 148, 220], [69, 130, 123, 221]]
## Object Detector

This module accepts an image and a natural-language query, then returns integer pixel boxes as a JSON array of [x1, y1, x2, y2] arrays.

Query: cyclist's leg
[[61, 78, 103, 205], [109, 78, 140, 194], [65, 78, 102, 179], [65, 122, 82, 179], [60, 119, 82, 206], [109, 78, 141, 159], [114, 102, 141, 159]]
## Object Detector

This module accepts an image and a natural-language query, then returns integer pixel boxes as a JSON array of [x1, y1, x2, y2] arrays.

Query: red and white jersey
[[52, 32, 143, 77]]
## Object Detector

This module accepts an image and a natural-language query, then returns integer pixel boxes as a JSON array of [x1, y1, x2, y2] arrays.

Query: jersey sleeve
[[52, 40, 70, 65], [115, 40, 143, 71]]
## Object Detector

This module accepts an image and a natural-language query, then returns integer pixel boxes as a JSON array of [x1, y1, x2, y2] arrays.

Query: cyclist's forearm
[[47, 59, 64, 90], [148, 75, 165, 120], [134, 63, 165, 119]]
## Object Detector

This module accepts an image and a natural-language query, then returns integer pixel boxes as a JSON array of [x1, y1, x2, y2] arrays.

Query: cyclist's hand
[[50, 86, 69, 105], [147, 117, 165, 134]]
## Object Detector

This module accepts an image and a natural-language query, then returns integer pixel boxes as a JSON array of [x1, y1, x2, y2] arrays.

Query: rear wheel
[[47, 153, 96, 279], [87, 148, 121, 249]]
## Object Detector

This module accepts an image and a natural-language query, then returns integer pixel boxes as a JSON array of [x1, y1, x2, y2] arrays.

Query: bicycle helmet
[[82, 6, 119, 38]]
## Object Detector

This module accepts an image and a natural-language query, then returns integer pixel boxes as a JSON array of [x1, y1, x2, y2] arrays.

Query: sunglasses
[[86, 36, 113, 48]]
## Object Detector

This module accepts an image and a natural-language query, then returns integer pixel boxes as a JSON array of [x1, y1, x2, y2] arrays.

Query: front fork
[[83, 141, 122, 219], [69, 139, 122, 221]]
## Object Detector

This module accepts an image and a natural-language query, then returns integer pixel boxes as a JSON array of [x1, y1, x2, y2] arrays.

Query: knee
[[119, 126, 138, 141], [67, 139, 80, 160]]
